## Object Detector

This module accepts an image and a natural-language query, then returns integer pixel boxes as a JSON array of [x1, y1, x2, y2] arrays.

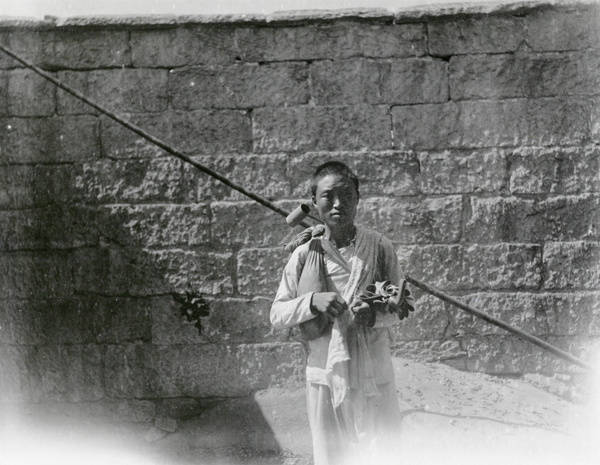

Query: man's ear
[[311, 196, 317, 207]]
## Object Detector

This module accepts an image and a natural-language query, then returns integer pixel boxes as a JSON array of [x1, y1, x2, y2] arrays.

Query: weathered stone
[[0, 205, 98, 251], [544, 241, 600, 290], [399, 243, 542, 291], [509, 146, 600, 194], [393, 293, 452, 341], [98, 204, 210, 248], [392, 97, 597, 151], [0, 251, 75, 299], [289, 151, 419, 197], [253, 105, 391, 153], [0, 116, 100, 163], [0, 71, 6, 116], [211, 200, 296, 248], [92, 296, 153, 344], [538, 291, 600, 337], [100, 113, 172, 159], [360, 196, 462, 244], [45, 30, 131, 69], [74, 247, 234, 296], [428, 15, 525, 56], [26, 344, 105, 402], [131, 26, 238, 67], [170, 63, 309, 110], [418, 149, 506, 194], [311, 59, 381, 105], [392, 340, 466, 364], [0, 345, 29, 403], [525, 7, 600, 52], [7, 69, 56, 116], [0, 31, 49, 70], [74, 158, 193, 204], [236, 22, 426, 62], [105, 342, 305, 398], [188, 153, 291, 201], [151, 295, 209, 345], [450, 51, 600, 101], [237, 248, 289, 296], [465, 195, 600, 243], [170, 109, 252, 154], [381, 58, 448, 105], [57, 69, 169, 115]]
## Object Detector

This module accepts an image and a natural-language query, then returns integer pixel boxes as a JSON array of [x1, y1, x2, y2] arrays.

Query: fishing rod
[[0, 43, 592, 372]]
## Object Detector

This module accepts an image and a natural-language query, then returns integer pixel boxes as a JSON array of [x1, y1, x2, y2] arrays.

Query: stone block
[[0, 31, 49, 70], [428, 15, 525, 56], [74, 247, 234, 296], [45, 30, 131, 69], [170, 109, 252, 154], [525, 7, 600, 52], [381, 58, 448, 105], [509, 146, 600, 194], [0, 251, 75, 299], [100, 113, 172, 159], [461, 335, 560, 374], [0, 345, 29, 403], [92, 296, 153, 344], [27, 344, 105, 402], [0, 116, 100, 163], [7, 69, 55, 116], [253, 105, 391, 153], [310, 59, 381, 105], [188, 153, 291, 201], [0, 163, 75, 209], [170, 63, 309, 110], [543, 241, 600, 290], [236, 22, 426, 62], [151, 295, 209, 345], [538, 291, 600, 337], [391, 339, 466, 364], [0, 205, 98, 251], [237, 248, 289, 296], [288, 151, 419, 197], [57, 69, 169, 115], [360, 196, 462, 244], [450, 51, 600, 101], [104, 342, 305, 398], [0, 71, 6, 116], [418, 149, 506, 194], [131, 26, 238, 67], [392, 97, 596, 150], [399, 243, 542, 291], [393, 292, 452, 341], [211, 200, 296, 248], [73, 158, 192, 204], [98, 204, 210, 248], [465, 195, 600, 243]]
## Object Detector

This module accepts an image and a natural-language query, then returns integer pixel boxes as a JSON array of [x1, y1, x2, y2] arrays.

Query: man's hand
[[349, 300, 376, 327], [310, 292, 348, 320]]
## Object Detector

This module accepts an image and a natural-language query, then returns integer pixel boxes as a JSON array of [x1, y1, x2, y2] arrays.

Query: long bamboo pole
[[0, 43, 593, 372]]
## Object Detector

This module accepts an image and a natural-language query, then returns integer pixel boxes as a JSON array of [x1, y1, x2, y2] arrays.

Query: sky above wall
[[1, 0, 492, 18]]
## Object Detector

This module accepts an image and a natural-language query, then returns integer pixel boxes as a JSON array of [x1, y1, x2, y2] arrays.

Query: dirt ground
[[2, 358, 599, 465]]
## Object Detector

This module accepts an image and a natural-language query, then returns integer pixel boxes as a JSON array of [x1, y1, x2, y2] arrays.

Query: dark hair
[[310, 161, 359, 198]]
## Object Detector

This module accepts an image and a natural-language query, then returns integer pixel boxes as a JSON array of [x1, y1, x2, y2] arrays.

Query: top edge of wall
[[0, 0, 598, 29]]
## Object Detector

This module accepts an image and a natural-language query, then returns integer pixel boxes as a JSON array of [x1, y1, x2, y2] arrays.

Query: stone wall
[[1, 1, 599, 414]]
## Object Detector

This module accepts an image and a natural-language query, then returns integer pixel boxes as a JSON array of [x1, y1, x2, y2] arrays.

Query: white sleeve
[[270, 245, 317, 330]]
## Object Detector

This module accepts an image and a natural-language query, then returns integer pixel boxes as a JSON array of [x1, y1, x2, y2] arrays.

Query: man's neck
[[327, 224, 356, 248]]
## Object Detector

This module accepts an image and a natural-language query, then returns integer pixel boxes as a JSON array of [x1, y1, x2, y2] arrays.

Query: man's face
[[312, 174, 359, 231]]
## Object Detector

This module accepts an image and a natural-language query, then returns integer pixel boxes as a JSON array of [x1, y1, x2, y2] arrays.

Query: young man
[[271, 161, 414, 465]]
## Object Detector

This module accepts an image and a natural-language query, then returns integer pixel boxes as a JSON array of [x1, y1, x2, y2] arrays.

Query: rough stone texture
[[2, 4, 599, 409], [418, 149, 507, 194], [544, 241, 600, 290], [253, 105, 392, 153], [398, 243, 542, 291], [169, 63, 309, 110], [360, 196, 463, 244], [392, 97, 598, 150], [0, 116, 100, 163], [7, 69, 56, 116], [465, 195, 600, 243], [450, 50, 600, 101], [57, 69, 169, 115]]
